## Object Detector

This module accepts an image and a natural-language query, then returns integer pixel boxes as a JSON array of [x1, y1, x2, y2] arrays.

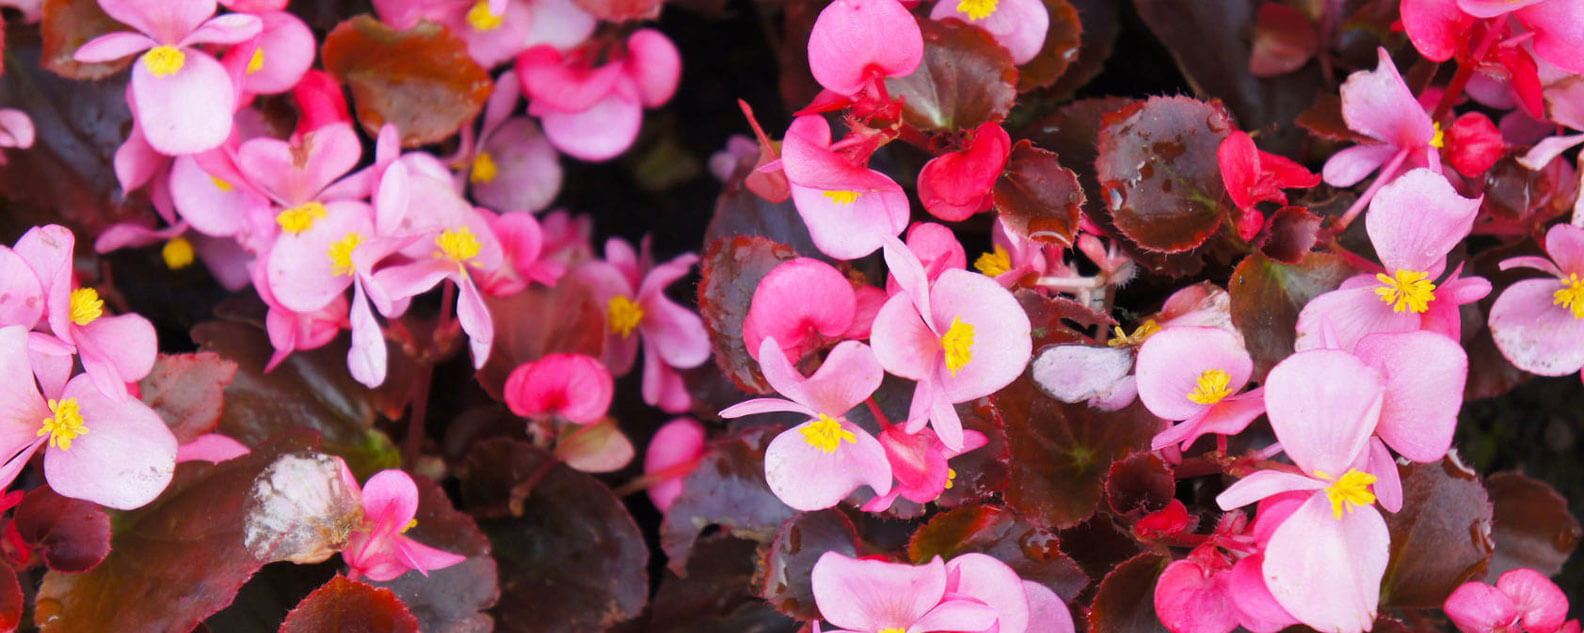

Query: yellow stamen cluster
[[880, 628, 908, 633], [1107, 319, 1160, 348], [1375, 269, 1436, 313], [328, 232, 366, 277], [800, 414, 857, 454], [822, 190, 860, 205], [247, 47, 266, 74], [142, 46, 186, 78], [210, 175, 235, 192], [39, 398, 89, 451], [69, 288, 104, 326], [1187, 368, 1232, 405], [974, 246, 1011, 278], [607, 295, 645, 338], [956, 0, 999, 20], [435, 226, 482, 264], [1318, 469, 1378, 519], [944, 468, 957, 490], [470, 151, 499, 184], [402, 519, 418, 533], [1555, 273, 1584, 319], [163, 236, 195, 270], [940, 316, 976, 376], [277, 202, 328, 235], [1430, 122, 1445, 149], [466, 0, 505, 30]]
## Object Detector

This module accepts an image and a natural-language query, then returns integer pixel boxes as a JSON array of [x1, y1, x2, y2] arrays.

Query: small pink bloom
[[1443, 112, 1504, 178], [928, 0, 1048, 64], [1446, 568, 1573, 633], [780, 115, 910, 260], [292, 70, 353, 135], [743, 257, 863, 363], [643, 417, 707, 512], [1135, 326, 1266, 452], [898, 222, 968, 285], [917, 122, 1011, 222], [1489, 222, 1584, 377], [719, 339, 892, 511], [0, 109, 35, 160], [516, 29, 679, 161], [1321, 48, 1438, 188], [220, 10, 314, 95], [1217, 131, 1321, 240], [341, 469, 466, 582], [503, 353, 613, 424], [372, 200, 504, 371], [481, 209, 566, 294], [860, 424, 986, 511], [461, 72, 562, 214], [810, 552, 998, 633], [807, 0, 923, 96]]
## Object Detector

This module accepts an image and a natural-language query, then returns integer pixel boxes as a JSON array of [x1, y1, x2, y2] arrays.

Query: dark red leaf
[[650, 535, 799, 633], [1485, 472, 1581, 579], [279, 576, 419, 633], [1060, 514, 1143, 583], [1016, 288, 1114, 348], [1088, 552, 1170, 633], [1481, 157, 1577, 226], [759, 510, 859, 619], [1248, 2, 1318, 78], [1044, 0, 1118, 100], [993, 140, 1085, 247], [1096, 96, 1234, 253], [1258, 206, 1321, 264], [658, 430, 797, 573], [1105, 452, 1174, 519], [1380, 457, 1495, 608], [139, 353, 240, 443], [703, 168, 821, 257], [40, 0, 131, 80], [370, 475, 499, 633], [935, 400, 1011, 508], [908, 504, 1088, 601], [697, 236, 800, 394], [1228, 252, 1356, 377], [12, 488, 110, 573], [458, 439, 648, 633], [0, 565, 19, 633], [320, 15, 492, 147], [1296, 93, 1368, 143], [884, 17, 1018, 133], [1016, 0, 1083, 92]]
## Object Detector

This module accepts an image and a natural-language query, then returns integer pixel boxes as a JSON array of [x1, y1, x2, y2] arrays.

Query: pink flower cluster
[[809, 552, 1073, 633]]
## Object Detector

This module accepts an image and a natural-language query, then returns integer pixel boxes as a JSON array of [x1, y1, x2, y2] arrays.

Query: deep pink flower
[[73, 0, 262, 155], [743, 257, 868, 364], [643, 417, 707, 512], [516, 29, 679, 161], [810, 552, 997, 633], [1489, 223, 1584, 377], [870, 237, 1031, 450], [292, 70, 353, 136], [1443, 112, 1504, 178], [1445, 568, 1573, 633], [480, 209, 566, 294], [341, 469, 466, 582], [503, 353, 613, 424], [779, 115, 910, 260], [861, 424, 986, 512], [807, 0, 923, 96], [917, 122, 1011, 222], [1217, 131, 1320, 240], [719, 339, 891, 511], [1135, 326, 1266, 452], [928, 0, 1047, 64], [895, 222, 968, 287], [1321, 48, 1439, 188]]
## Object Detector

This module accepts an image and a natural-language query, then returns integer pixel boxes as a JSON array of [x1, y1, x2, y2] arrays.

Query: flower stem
[[1333, 148, 1409, 232]]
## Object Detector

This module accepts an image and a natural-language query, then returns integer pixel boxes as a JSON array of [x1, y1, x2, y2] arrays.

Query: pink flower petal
[[811, 553, 946, 630], [99, 0, 217, 44], [1154, 558, 1239, 633], [178, 12, 262, 47], [0, 247, 43, 328], [1498, 568, 1569, 633], [640, 338, 692, 412], [1489, 278, 1584, 376], [73, 31, 157, 63], [759, 338, 883, 417], [1227, 554, 1298, 633], [807, 0, 923, 95], [790, 183, 910, 260], [1352, 330, 1465, 463], [130, 50, 236, 156], [1217, 470, 1327, 510], [168, 155, 264, 237], [1445, 582, 1519, 633], [472, 118, 562, 212], [265, 200, 373, 313], [1368, 438, 1403, 513], [504, 353, 613, 423], [1136, 326, 1253, 421], [78, 313, 158, 395], [643, 417, 706, 512], [743, 258, 857, 362], [625, 29, 681, 107], [1263, 349, 1384, 476], [764, 419, 890, 510], [1262, 495, 1388, 633], [930, 269, 1031, 403], [45, 375, 177, 510], [910, 599, 999, 633], [870, 291, 941, 381], [347, 282, 388, 388], [1366, 168, 1481, 276], [1023, 580, 1076, 633], [230, 11, 315, 95], [1321, 143, 1398, 188], [944, 553, 1029, 633], [361, 469, 420, 532], [238, 123, 361, 206], [538, 91, 643, 162], [928, 0, 1047, 64], [1546, 223, 1584, 276], [1340, 48, 1435, 149], [175, 433, 250, 463], [637, 254, 710, 369], [1518, 1, 1584, 74], [1294, 284, 1422, 353]]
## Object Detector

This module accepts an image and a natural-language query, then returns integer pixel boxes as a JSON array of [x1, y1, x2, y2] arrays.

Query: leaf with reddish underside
[[458, 439, 647, 633], [572, 0, 660, 21], [1296, 93, 1367, 143], [698, 236, 799, 394], [1088, 552, 1170, 633], [1257, 205, 1321, 265], [1227, 252, 1355, 377], [12, 488, 110, 573], [759, 510, 858, 619], [1482, 157, 1578, 226], [651, 535, 799, 633], [1104, 452, 1173, 519], [476, 283, 607, 400], [1015, 0, 1083, 92], [908, 504, 1089, 601], [320, 15, 492, 147], [34, 433, 334, 633], [704, 168, 820, 257], [1016, 288, 1113, 348], [658, 430, 797, 573], [1045, 0, 1118, 100], [1096, 96, 1234, 253], [884, 18, 1018, 133], [139, 353, 239, 442], [1484, 472, 1581, 579], [935, 400, 1010, 508], [1380, 457, 1495, 608], [370, 475, 498, 633], [1248, 2, 1318, 78], [279, 576, 420, 633], [990, 374, 1163, 529], [994, 140, 1085, 247], [41, 0, 132, 80]]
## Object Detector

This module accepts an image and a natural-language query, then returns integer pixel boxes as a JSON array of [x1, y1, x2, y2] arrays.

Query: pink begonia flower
[[0, 109, 35, 162], [719, 339, 891, 511], [0, 326, 176, 510], [1322, 48, 1439, 188], [894, 222, 968, 288], [292, 70, 353, 136], [1295, 168, 1486, 352], [373, 211, 502, 371], [516, 28, 679, 162], [572, 241, 709, 413], [861, 424, 986, 512], [779, 115, 910, 260], [376, 0, 595, 69], [1443, 112, 1504, 178], [219, 10, 313, 96], [479, 210, 566, 294], [457, 71, 562, 214], [1155, 541, 1298, 633], [810, 553, 998, 633], [917, 122, 1011, 222], [1217, 130, 1321, 240], [233, 122, 367, 248], [168, 152, 271, 242], [14, 226, 157, 400], [871, 238, 1031, 451], [1135, 326, 1266, 452], [1445, 568, 1575, 633], [928, 0, 1048, 64], [503, 353, 613, 424], [1456, 0, 1584, 74], [73, 0, 262, 155], [340, 469, 466, 582], [744, 257, 870, 363], [1350, 330, 1466, 464], [1216, 349, 1393, 633], [972, 215, 1050, 287], [643, 417, 707, 512], [538, 209, 597, 270], [709, 134, 759, 182], [1489, 222, 1584, 377], [252, 258, 350, 372], [941, 554, 1037, 633], [807, 0, 923, 96]]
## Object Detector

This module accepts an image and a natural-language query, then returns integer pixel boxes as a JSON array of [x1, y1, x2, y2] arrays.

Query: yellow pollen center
[[940, 316, 976, 376], [1554, 274, 1584, 319], [1317, 469, 1378, 519], [607, 295, 645, 338], [1187, 368, 1232, 405], [822, 190, 860, 205], [247, 46, 265, 74], [1430, 122, 1445, 149], [69, 288, 104, 326], [975, 246, 1011, 277], [800, 414, 857, 454], [880, 629, 908, 633], [466, 0, 505, 30], [163, 236, 195, 270], [435, 226, 482, 264], [470, 151, 499, 184], [401, 519, 417, 533], [209, 175, 234, 192], [1107, 319, 1160, 348], [328, 232, 365, 277], [956, 0, 999, 20], [1375, 269, 1437, 313], [39, 398, 89, 451], [944, 468, 957, 490], [276, 202, 328, 235], [142, 46, 186, 78]]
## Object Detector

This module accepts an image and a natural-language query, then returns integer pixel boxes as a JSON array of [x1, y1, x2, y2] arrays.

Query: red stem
[[865, 397, 892, 429], [1430, 22, 1505, 121]]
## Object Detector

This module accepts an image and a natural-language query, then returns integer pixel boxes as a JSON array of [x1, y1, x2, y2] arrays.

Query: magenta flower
[[928, 0, 1048, 64], [806, 0, 922, 96], [917, 122, 1011, 222], [1135, 326, 1266, 452], [73, 0, 262, 155], [1445, 568, 1574, 633], [0, 326, 176, 510], [341, 469, 466, 582], [643, 417, 707, 512], [1217, 130, 1320, 240], [810, 552, 998, 633], [1321, 48, 1439, 188], [870, 238, 1031, 451], [516, 29, 680, 161], [780, 115, 910, 260], [503, 353, 613, 424], [744, 257, 872, 364], [719, 338, 891, 511], [860, 424, 987, 512], [1489, 223, 1584, 378]]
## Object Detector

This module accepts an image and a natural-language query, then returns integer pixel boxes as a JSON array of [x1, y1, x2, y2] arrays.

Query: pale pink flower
[[341, 469, 466, 582], [1135, 326, 1266, 452], [1489, 223, 1584, 378], [928, 0, 1047, 64], [375, 0, 595, 69], [779, 115, 909, 260], [455, 71, 562, 214], [219, 10, 314, 95], [810, 552, 998, 633], [1321, 48, 1439, 188]]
